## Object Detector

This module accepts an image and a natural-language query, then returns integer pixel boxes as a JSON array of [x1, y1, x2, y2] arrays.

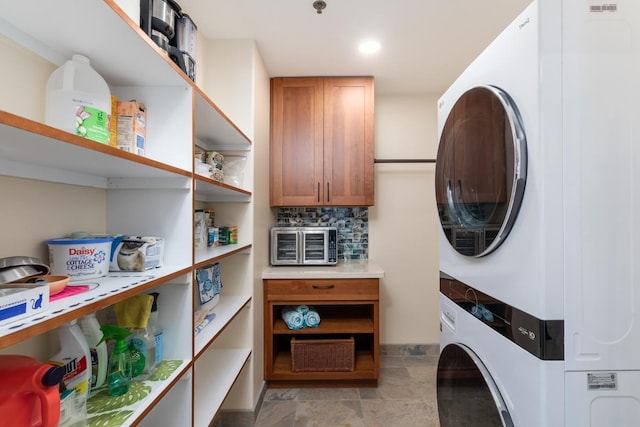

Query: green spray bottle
[[97, 325, 132, 397]]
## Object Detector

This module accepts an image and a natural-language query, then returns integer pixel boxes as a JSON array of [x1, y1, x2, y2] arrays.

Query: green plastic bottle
[[97, 325, 132, 397]]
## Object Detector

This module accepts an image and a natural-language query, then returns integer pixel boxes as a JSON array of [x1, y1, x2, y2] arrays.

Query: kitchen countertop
[[262, 260, 385, 279]]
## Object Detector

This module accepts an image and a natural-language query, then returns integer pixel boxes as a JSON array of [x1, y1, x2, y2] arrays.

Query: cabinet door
[[270, 77, 324, 206], [323, 77, 375, 206], [270, 77, 375, 207]]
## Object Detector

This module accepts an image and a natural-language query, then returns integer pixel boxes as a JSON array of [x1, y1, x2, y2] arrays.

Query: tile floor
[[252, 354, 441, 427]]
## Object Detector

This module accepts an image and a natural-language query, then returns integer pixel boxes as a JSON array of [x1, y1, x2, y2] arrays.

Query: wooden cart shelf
[[272, 318, 375, 334]]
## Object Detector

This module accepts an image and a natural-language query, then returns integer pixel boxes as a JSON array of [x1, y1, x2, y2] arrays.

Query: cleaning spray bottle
[[78, 312, 108, 389], [114, 294, 156, 380], [148, 292, 163, 367], [128, 323, 156, 380], [97, 326, 132, 397]]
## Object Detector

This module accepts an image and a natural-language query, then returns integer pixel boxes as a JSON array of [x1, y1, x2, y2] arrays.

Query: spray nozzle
[[149, 292, 159, 312], [98, 325, 131, 353]]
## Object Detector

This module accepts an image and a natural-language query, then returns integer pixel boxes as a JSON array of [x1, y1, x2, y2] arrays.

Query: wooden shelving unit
[[264, 278, 379, 387], [0, 1, 254, 425]]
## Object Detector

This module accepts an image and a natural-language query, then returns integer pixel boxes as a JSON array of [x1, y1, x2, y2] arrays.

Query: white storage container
[[47, 236, 113, 281], [45, 54, 112, 144], [223, 155, 247, 188]]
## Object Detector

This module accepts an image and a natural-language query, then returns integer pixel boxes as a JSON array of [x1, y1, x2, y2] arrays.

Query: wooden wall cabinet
[[263, 278, 379, 387], [270, 77, 375, 207]]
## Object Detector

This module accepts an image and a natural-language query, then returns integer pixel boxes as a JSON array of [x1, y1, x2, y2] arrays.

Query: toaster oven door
[[302, 230, 331, 264], [271, 229, 301, 265]]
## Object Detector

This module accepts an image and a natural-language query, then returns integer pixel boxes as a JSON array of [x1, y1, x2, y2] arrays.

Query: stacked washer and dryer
[[435, 1, 640, 426]]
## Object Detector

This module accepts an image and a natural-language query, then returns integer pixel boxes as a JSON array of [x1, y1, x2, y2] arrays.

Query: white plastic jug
[[48, 320, 92, 427], [45, 54, 112, 144]]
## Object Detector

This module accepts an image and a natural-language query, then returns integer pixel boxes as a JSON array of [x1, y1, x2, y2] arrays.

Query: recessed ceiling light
[[358, 40, 381, 54]]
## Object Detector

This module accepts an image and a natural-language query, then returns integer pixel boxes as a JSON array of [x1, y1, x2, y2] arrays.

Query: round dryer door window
[[437, 343, 514, 427], [435, 85, 526, 257]]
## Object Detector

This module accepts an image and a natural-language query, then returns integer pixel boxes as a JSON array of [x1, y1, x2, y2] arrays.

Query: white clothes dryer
[[435, 0, 564, 322], [436, 0, 640, 425]]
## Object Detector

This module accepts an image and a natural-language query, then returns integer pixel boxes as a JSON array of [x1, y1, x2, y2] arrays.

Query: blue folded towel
[[471, 304, 494, 323], [296, 304, 310, 315], [304, 306, 321, 328], [282, 305, 304, 330]]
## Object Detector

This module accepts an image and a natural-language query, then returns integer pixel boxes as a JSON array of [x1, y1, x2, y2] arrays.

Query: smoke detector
[[313, 0, 327, 14]]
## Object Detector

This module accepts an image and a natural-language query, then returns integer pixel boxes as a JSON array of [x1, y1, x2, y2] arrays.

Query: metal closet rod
[[373, 158, 436, 164]]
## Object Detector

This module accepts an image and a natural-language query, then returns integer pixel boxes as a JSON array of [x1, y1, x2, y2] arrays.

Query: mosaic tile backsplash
[[275, 207, 369, 260]]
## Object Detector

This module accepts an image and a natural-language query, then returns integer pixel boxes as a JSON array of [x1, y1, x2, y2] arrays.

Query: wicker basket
[[291, 337, 355, 372]]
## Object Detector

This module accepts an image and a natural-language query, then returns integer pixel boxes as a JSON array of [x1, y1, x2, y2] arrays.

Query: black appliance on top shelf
[[140, 0, 197, 81], [173, 13, 197, 81]]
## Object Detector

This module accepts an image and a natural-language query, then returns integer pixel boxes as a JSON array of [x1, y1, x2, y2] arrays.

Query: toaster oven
[[270, 227, 338, 265]]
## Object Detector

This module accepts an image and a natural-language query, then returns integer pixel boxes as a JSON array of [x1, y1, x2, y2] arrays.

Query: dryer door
[[435, 85, 526, 257], [437, 343, 514, 427]]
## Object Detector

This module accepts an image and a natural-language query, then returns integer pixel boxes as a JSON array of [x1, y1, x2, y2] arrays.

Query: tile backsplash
[[275, 207, 369, 260]]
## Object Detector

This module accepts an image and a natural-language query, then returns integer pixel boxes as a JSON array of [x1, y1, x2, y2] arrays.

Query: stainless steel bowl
[[0, 256, 44, 269], [0, 256, 50, 284]]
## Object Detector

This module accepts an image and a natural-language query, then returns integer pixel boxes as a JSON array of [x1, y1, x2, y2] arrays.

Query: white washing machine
[[436, 0, 640, 425], [438, 291, 564, 427], [439, 274, 640, 427]]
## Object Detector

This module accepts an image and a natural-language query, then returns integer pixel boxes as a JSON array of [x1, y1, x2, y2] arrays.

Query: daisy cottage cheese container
[[47, 236, 113, 281]]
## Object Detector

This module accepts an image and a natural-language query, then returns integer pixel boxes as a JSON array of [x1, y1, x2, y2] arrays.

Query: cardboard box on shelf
[[0, 283, 49, 327], [116, 100, 146, 156], [108, 95, 118, 147], [110, 236, 165, 272]]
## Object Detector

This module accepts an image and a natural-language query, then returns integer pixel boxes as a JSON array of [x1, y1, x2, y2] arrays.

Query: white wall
[[200, 39, 255, 138], [0, 35, 54, 122], [369, 94, 441, 345]]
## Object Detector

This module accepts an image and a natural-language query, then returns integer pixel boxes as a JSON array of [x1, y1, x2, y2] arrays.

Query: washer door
[[435, 85, 526, 257], [437, 343, 514, 427]]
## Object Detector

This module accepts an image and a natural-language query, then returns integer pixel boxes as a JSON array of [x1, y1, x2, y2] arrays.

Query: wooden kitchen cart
[[264, 278, 380, 387]]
